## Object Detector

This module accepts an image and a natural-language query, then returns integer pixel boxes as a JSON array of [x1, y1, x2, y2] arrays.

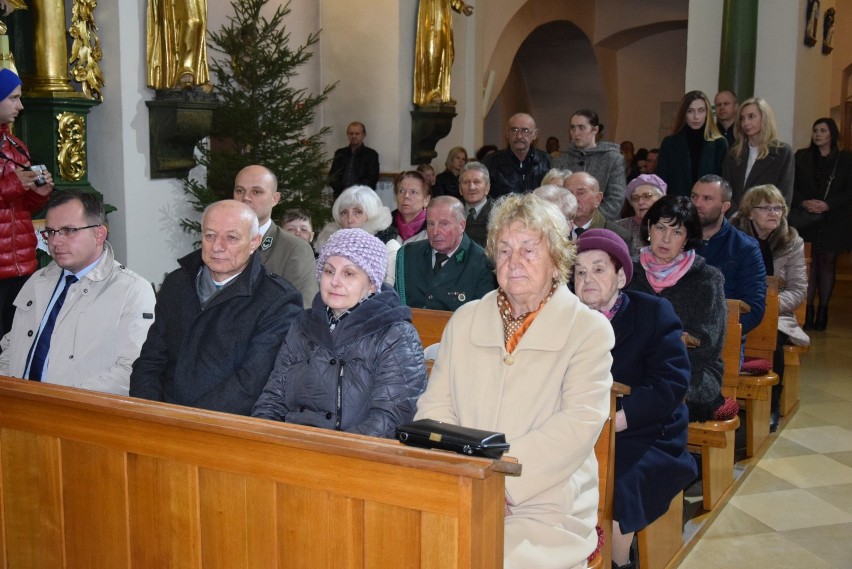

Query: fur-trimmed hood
[[729, 212, 800, 258]]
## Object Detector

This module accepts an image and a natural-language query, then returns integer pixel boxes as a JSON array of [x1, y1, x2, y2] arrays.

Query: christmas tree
[[181, 0, 335, 234]]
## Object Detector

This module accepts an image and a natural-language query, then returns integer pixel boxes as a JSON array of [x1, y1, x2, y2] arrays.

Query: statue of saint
[[413, 0, 473, 106], [146, 0, 209, 89]]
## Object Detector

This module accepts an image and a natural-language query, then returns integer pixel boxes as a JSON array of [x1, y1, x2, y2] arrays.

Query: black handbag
[[396, 419, 510, 459], [789, 154, 838, 230]]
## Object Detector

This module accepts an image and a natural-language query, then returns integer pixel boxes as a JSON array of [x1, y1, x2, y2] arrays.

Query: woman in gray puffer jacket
[[252, 228, 427, 437]]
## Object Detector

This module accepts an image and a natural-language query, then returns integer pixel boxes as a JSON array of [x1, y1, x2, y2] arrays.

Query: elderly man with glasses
[[0, 191, 156, 395], [482, 113, 551, 198]]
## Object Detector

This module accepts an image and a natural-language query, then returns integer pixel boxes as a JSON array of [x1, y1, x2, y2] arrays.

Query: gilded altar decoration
[[0, 0, 26, 74], [146, 0, 209, 89], [413, 0, 473, 106], [69, 0, 104, 100], [56, 112, 86, 181]]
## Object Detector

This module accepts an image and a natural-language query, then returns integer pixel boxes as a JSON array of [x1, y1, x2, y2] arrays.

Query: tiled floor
[[676, 253, 852, 569]]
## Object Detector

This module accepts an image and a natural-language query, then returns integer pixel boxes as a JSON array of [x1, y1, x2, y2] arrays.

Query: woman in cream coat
[[415, 193, 614, 569]]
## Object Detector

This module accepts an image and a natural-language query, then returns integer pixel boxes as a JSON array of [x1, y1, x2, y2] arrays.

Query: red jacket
[[0, 124, 48, 279]]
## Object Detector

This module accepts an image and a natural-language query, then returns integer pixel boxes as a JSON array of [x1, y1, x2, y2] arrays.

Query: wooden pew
[[411, 307, 453, 349], [739, 276, 781, 457], [0, 377, 519, 569], [588, 382, 631, 569], [411, 308, 453, 376], [687, 299, 743, 511]]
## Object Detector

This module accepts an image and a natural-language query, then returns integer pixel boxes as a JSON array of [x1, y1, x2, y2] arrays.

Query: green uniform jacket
[[395, 234, 497, 311]]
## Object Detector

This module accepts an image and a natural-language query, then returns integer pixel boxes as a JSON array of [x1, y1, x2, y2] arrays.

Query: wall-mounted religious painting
[[805, 0, 820, 47], [822, 8, 835, 55]]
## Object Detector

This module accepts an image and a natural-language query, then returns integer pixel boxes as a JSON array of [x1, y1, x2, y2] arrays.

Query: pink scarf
[[639, 247, 696, 293], [395, 209, 426, 241]]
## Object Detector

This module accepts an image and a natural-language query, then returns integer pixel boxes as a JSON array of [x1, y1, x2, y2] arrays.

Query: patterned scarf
[[395, 209, 426, 241], [497, 282, 557, 353], [639, 247, 695, 294], [600, 291, 625, 321]]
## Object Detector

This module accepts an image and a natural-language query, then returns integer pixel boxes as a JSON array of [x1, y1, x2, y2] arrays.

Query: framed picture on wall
[[805, 0, 820, 47]]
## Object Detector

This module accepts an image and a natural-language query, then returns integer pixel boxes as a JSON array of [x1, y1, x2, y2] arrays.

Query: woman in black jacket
[[656, 91, 727, 197], [792, 117, 852, 330], [252, 228, 427, 437]]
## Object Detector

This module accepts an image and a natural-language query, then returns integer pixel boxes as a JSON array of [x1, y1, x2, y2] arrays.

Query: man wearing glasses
[[482, 113, 550, 199], [0, 191, 156, 395]]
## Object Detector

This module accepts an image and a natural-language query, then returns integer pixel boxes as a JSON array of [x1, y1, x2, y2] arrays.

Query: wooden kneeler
[[637, 491, 684, 569], [780, 344, 807, 416], [687, 299, 743, 511], [588, 382, 631, 569], [739, 276, 781, 457]]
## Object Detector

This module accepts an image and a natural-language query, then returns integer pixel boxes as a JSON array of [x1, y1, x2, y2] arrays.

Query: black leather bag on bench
[[395, 419, 510, 459]]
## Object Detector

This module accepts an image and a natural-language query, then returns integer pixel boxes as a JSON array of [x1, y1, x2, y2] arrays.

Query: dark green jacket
[[395, 234, 497, 311]]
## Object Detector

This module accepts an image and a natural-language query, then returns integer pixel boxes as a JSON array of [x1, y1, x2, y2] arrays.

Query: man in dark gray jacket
[[130, 200, 303, 415]]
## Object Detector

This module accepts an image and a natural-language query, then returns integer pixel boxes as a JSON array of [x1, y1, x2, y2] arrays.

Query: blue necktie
[[27, 274, 78, 381]]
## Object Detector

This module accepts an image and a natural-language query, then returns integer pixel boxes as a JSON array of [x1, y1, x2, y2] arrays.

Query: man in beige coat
[[0, 191, 156, 395]]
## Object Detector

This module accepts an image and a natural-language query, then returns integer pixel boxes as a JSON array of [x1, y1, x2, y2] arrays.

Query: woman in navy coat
[[573, 229, 697, 569]]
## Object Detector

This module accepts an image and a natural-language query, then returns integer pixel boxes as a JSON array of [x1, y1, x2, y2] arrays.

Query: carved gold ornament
[[56, 112, 86, 181], [69, 0, 104, 100]]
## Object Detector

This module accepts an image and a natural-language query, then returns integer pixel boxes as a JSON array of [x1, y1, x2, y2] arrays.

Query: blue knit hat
[[316, 228, 387, 289], [0, 69, 21, 101]]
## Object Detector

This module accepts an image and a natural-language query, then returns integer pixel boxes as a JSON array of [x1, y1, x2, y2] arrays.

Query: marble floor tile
[[781, 522, 852, 569], [761, 434, 817, 459], [729, 489, 852, 531], [736, 465, 797, 495], [780, 425, 852, 453], [758, 454, 852, 488], [677, 532, 837, 569], [783, 402, 852, 430], [701, 503, 773, 538], [825, 450, 852, 468], [805, 483, 852, 516], [783, 409, 832, 429]]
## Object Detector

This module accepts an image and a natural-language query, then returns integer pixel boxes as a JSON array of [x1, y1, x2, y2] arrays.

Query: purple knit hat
[[316, 228, 387, 289], [0, 69, 21, 101], [576, 228, 633, 285], [625, 174, 667, 202]]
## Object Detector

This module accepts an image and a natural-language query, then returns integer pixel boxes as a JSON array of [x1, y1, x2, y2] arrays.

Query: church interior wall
[[615, 28, 688, 150], [71, 0, 852, 285]]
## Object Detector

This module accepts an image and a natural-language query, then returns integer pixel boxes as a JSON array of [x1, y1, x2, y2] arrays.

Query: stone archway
[[483, 20, 604, 148], [478, 0, 688, 150]]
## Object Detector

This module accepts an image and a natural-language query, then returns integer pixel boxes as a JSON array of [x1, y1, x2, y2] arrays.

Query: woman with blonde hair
[[722, 97, 794, 214], [730, 184, 809, 430], [657, 90, 727, 197], [433, 146, 468, 200], [416, 193, 614, 568]]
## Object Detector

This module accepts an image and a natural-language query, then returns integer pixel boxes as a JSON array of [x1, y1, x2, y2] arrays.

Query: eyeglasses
[[40, 224, 101, 241], [752, 205, 784, 214], [508, 127, 535, 136], [630, 192, 658, 203]]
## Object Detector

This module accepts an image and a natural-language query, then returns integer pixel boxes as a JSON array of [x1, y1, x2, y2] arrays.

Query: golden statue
[[146, 0, 209, 89], [413, 0, 473, 106]]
